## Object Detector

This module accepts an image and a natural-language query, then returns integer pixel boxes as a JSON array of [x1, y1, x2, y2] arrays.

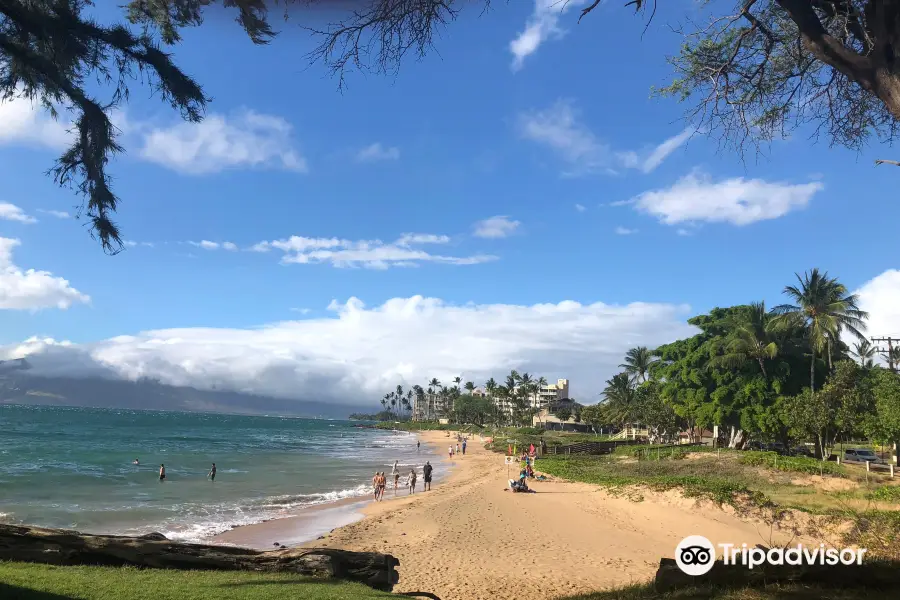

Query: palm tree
[[851, 340, 877, 369], [389, 392, 397, 417], [452, 376, 462, 393], [619, 347, 657, 383], [484, 377, 497, 399], [381, 394, 390, 415], [709, 302, 779, 379], [772, 269, 868, 392], [601, 372, 636, 427], [519, 372, 534, 408], [464, 381, 475, 394]]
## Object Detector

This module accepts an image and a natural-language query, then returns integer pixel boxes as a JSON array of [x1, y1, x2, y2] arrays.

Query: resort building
[[533, 379, 569, 409]]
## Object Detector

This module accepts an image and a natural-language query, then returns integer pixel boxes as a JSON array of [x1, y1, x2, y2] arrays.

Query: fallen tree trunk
[[654, 556, 900, 592], [0, 524, 399, 592]]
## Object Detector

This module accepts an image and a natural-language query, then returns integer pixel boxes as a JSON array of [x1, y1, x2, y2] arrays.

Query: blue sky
[[1, 1, 899, 404]]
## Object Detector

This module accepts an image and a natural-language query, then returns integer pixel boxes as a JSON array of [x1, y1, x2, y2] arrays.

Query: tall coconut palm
[[389, 392, 397, 417], [851, 340, 877, 369], [452, 376, 462, 393], [519, 372, 534, 407], [464, 381, 475, 394], [709, 302, 779, 379], [619, 347, 657, 383], [381, 394, 390, 414], [772, 269, 868, 392], [484, 377, 497, 399], [601, 372, 636, 427]]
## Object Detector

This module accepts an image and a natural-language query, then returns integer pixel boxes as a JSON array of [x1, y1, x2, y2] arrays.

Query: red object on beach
[[507, 444, 512, 456], [529, 444, 535, 455]]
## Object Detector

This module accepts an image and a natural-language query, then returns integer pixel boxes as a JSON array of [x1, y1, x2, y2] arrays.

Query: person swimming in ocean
[[133, 458, 139, 465], [159, 464, 166, 481]]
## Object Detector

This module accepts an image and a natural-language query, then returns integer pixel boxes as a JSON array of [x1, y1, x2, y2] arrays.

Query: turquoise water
[[0, 405, 439, 542]]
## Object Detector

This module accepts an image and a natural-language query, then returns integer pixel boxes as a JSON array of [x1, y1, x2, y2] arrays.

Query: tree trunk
[[810, 351, 816, 392], [0, 524, 399, 592], [757, 357, 767, 380], [727, 427, 746, 449]]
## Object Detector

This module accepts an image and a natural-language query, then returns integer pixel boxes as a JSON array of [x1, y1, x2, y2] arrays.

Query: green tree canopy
[[654, 305, 811, 445]]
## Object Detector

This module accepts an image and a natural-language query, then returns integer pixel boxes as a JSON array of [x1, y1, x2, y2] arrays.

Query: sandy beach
[[220, 430, 810, 599]]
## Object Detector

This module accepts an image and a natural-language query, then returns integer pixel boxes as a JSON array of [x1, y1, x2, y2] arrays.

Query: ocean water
[[0, 405, 440, 542]]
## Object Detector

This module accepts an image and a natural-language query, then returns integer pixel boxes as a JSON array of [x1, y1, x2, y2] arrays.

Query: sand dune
[[296, 431, 807, 600]]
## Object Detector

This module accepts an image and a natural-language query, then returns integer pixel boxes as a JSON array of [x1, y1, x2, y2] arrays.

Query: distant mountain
[[0, 371, 365, 418]]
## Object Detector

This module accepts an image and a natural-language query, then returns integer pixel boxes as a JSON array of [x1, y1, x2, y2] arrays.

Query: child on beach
[[448, 446, 454, 460], [407, 469, 417, 494], [394, 470, 400, 494]]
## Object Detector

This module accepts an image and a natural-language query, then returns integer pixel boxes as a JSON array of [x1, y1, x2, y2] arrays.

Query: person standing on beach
[[379, 472, 387, 500], [448, 445, 454, 460], [416, 440, 420, 452], [423, 461, 433, 491], [393, 470, 400, 494], [407, 468, 417, 494], [208, 463, 216, 481], [372, 472, 380, 500], [158, 464, 166, 481], [456, 442, 460, 454], [462, 440, 467, 455]]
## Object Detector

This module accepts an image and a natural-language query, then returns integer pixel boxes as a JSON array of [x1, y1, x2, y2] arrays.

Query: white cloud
[[0, 203, 37, 224], [0, 237, 90, 310], [853, 271, 900, 352], [124, 241, 155, 248], [256, 233, 496, 269], [518, 100, 688, 176], [617, 128, 695, 173], [510, 0, 586, 71], [615, 226, 638, 235], [290, 307, 312, 315], [189, 240, 237, 251], [676, 228, 692, 236], [140, 110, 307, 175], [37, 209, 70, 219], [189, 240, 222, 250], [396, 233, 450, 246], [356, 143, 400, 162], [3, 295, 697, 404], [0, 95, 72, 150], [473, 216, 521, 239], [626, 171, 823, 226], [575, 203, 586, 212]]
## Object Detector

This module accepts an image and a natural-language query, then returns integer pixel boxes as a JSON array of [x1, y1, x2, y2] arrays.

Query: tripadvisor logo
[[675, 536, 868, 576]]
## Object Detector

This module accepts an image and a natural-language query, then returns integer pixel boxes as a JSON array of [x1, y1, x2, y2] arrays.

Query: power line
[[871, 337, 899, 373]]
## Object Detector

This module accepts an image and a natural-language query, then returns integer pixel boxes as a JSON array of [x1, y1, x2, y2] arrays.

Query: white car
[[844, 448, 884, 464]]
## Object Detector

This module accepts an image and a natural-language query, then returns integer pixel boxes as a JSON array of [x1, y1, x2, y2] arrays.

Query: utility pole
[[871, 337, 899, 373]]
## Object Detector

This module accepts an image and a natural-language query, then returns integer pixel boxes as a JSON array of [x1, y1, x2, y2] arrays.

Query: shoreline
[[212, 428, 455, 548]]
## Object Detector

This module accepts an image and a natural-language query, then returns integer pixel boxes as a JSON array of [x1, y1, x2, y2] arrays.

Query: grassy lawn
[[560, 582, 899, 600], [0, 562, 393, 600], [537, 451, 900, 514]]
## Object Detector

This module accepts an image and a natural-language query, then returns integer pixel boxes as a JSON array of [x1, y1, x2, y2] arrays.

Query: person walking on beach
[[393, 470, 400, 494], [462, 440, 467, 455], [208, 463, 216, 481], [456, 443, 460, 454], [372, 471, 380, 500], [158, 464, 166, 481], [423, 461, 433, 491], [448, 445, 454, 460], [407, 468, 417, 494], [379, 472, 387, 500], [416, 440, 420, 452]]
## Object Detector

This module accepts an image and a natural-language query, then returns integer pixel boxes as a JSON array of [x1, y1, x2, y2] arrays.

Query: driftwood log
[[654, 556, 900, 592], [0, 524, 399, 592]]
